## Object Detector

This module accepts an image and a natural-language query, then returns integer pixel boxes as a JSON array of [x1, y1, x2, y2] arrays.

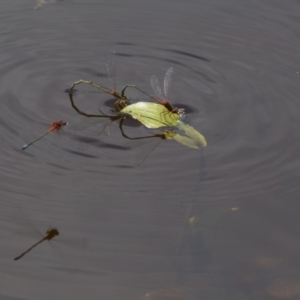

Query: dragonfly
[[121, 67, 185, 118], [150, 67, 184, 117], [14, 227, 59, 261], [22, 120, 67, 150]]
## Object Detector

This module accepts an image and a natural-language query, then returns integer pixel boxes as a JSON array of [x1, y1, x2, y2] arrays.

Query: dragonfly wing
[[126, 137, 162, 166], [135, 138, 162, 166], [103, 119, 112, 136], [69, 118, 108, 131], [105, 49, 116, 91], [163, 67, 173, 98], [150, 75, 164, 100]]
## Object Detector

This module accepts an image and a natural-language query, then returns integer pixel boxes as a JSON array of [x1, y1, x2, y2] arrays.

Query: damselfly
[[22, 120, 67, 150]]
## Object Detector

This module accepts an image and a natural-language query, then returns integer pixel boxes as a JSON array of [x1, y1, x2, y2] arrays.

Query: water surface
[[1, 0, 300, 299]]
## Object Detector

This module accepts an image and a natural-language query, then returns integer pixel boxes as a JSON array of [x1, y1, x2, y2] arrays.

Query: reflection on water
[[149, 67, 185, 116], [14, 227, 59, 261]]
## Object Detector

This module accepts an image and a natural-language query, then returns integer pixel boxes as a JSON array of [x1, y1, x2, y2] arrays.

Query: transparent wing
[[69, 118, 112, 136], [104, 120, 112, 136], [163, 67, 173, 97], [125, 136, 162, 166], [69, 118, 105, 131], [135, 139, 161, 166], [105, 49, 116, 90], [150, 75, 164, 100]]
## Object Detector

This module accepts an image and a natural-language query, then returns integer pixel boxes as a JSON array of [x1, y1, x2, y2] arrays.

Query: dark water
[[1, 0, 300, 299]]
